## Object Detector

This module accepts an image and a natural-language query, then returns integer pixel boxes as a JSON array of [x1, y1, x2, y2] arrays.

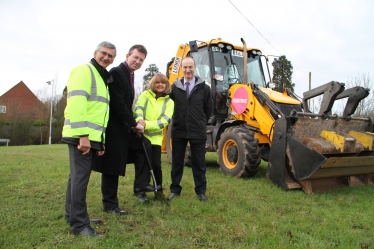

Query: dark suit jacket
[[92, 62, 137, 176]]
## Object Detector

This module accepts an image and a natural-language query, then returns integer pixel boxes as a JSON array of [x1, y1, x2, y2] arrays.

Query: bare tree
[[309, 95, 322, 114], [34, 86, 50, 103], [346, 74, 373, 118], [331, 73, 373, 118]]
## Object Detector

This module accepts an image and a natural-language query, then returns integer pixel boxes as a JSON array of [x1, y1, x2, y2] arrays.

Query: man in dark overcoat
[[167, 56, 213, 202], [92, 44, 153, 213]]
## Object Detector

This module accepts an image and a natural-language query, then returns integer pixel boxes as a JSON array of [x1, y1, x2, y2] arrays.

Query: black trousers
[[151, 145, 162, 188], [170, 138, 207, 195], [101, 136, 151, 210], [65, 144, 97, 233], [101, 173, 119, 211]]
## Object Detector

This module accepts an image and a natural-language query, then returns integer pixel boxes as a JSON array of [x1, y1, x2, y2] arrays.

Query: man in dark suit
[[92, 44, 153, 213], [168, 56, 213, 202]]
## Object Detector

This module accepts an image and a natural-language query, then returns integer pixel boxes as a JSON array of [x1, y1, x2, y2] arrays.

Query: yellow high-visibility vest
[[134, 90, 174, 145], [62, 63, 110, 143]]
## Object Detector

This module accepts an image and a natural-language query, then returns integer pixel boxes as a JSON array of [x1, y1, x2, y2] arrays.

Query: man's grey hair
[[96, 41, 117, 57]]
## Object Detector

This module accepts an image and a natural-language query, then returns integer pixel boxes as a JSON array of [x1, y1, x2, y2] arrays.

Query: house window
[[0, 105, 6, 113]]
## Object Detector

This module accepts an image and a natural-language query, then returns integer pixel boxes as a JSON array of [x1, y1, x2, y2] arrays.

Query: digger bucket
[[267, 115, 374, 194]]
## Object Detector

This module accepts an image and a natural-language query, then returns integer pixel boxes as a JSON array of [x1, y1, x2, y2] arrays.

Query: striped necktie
[[185, 81, 190, 98]]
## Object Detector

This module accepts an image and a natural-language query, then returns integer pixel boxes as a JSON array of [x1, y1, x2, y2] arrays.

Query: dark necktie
[[130, 73, 134, 92], [185, 82, 190, 98]]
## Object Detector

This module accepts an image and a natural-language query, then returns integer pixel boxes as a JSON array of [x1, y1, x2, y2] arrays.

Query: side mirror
[[189, 41, 198, 52]]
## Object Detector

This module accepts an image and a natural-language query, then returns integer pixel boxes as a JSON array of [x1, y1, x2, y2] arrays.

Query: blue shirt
[[183, 77, 196, 94]]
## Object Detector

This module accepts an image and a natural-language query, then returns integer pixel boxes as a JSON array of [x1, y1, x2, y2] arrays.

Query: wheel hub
[[226, 145, 238, 162]]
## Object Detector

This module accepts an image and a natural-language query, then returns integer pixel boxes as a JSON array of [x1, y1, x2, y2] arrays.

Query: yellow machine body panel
[[261, 87, 301, 105]]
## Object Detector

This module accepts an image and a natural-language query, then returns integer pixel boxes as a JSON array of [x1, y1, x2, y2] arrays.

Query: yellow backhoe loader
[[162, 38, 374, 194]]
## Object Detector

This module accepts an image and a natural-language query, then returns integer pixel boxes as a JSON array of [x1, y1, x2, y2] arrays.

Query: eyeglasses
[[97, 50, 115, 59]]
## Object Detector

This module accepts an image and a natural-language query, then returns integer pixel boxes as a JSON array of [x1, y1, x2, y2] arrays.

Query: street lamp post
[[46, 80, 54, 145]]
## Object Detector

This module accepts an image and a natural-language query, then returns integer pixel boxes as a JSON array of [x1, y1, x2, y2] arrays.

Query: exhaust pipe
[[241, 38, 248, 84]]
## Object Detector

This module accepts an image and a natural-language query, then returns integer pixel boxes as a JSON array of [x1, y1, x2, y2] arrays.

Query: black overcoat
[[92, 62, 137, 176], [170, 76, 212, 140]]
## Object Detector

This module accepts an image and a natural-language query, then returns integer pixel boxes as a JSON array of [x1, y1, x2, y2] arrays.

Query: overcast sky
[[1, 0, 373, 99]]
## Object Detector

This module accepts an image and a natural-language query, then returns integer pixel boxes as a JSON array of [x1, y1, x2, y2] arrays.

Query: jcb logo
[[172, 57, 181, 74]]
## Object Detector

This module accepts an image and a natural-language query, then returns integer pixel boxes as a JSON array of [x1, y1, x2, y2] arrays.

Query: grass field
[[0, 144, 373, 249]]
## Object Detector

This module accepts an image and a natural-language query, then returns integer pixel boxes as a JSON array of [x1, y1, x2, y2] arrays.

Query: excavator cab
[[189, 39, 267, 117]]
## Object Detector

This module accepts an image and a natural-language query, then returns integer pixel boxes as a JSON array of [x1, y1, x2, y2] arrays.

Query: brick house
[[0, 81, 47, 122]]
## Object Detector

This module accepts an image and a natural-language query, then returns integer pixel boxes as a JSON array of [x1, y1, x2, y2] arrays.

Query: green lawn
[[0, 144, 373, 249]]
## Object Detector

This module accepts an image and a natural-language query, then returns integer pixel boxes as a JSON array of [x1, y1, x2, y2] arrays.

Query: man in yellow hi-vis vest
[[62, 41, 115, 237]]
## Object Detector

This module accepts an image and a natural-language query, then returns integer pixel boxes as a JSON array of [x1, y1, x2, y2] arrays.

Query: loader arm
[[251, 83, 283, 120], [302, 81, 345, 117], [335, 86, 370, 118]]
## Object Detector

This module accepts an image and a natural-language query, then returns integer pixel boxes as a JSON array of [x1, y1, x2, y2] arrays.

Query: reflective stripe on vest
[[160, 98, 172, 125], [67, 64, 109, 104], [64, 119, 106, 132], [142, 97, 172, 130], [134, 105, 144, 119], [144, 130, 163, 137]]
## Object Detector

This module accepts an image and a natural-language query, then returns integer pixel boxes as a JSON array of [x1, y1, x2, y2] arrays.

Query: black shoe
[[90, 218, 101, 224], [75, 226, 103, 237], [156, 185, 162, 191], [167, 193, 180, 201], [138, 193, 149, 203], [134, 185, 155, 193], [197, 194, 208, 202], [105, 207, 128, 215]]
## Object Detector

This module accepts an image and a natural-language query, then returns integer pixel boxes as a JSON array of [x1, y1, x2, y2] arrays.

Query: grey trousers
[[65, 144, 96, 233]]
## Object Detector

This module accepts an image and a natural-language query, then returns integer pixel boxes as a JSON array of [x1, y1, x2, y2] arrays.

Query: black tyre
[[217, 126, 261, 177], [165, 121, 193, 166]]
